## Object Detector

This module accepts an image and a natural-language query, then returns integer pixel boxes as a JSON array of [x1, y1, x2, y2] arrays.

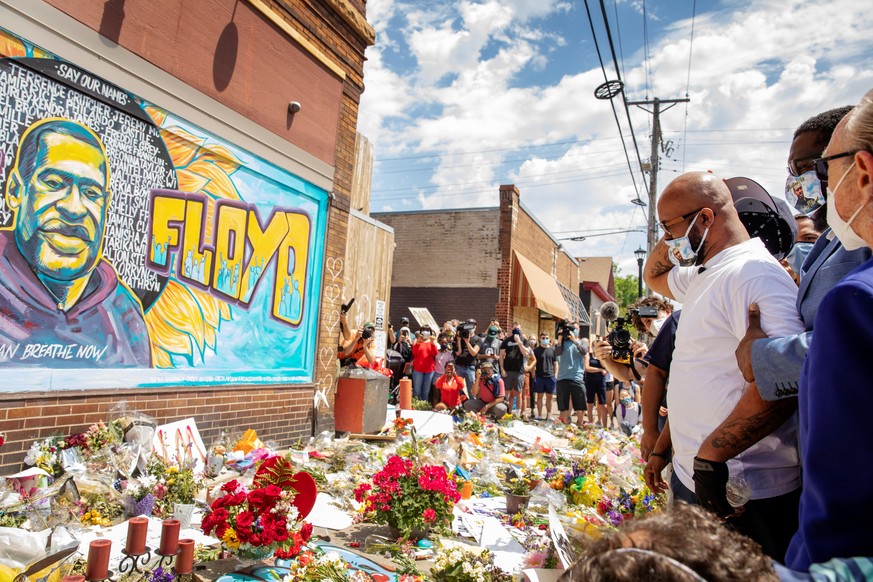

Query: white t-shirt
[[667, 238, 804, 499]]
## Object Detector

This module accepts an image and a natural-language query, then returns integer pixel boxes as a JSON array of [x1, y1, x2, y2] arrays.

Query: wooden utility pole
[[626, 96, 690, 255]]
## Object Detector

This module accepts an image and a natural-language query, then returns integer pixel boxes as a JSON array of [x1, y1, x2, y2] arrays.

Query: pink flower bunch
[[353, 455, 460, 538]]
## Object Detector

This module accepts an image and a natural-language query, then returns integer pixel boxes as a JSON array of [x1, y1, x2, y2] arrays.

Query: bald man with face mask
[[644, 171, 806, 559]]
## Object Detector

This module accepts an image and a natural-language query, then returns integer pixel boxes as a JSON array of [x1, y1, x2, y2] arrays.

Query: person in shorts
[[584, 351, 608, 426], [553, 321, 587, 427], [499, 322, 530, 414], [533, 331, 557, 420]]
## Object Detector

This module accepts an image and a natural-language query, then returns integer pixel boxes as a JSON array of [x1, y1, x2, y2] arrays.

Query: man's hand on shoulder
[[735, 303, 768, 383]]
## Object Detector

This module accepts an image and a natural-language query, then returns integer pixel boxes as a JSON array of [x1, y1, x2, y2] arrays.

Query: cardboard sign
[[408, 307, 440, 333], [153, 418, 207, 474]]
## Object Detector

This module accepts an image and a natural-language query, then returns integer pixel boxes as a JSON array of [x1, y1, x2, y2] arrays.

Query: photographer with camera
[[592, 301, 651, 384], [338, 321, 376, 367], [453, 319, 481, 393], [391, 325, 414, 377], [553, 320, 588, 427], [499, 322, 531, 415], [463, 360, 507, 420], [477, 324, 502, 369]]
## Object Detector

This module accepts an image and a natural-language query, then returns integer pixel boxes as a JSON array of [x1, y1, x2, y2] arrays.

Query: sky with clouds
[[357, 0, 873, 273]]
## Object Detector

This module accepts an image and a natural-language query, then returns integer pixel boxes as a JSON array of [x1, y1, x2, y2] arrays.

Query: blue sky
[[358, 0, 873, 273]]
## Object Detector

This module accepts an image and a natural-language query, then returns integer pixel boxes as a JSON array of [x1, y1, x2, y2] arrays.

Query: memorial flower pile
[[353, 455, 460, 538], [430, 548, 513, 582], [281, 549, 373, 582], [201, 455, 313, 560]]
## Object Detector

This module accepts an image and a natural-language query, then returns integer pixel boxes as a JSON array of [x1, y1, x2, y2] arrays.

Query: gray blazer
[[752, 230, 871, 400]]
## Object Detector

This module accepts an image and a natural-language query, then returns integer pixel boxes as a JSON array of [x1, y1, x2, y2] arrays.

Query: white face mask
[[667, 211, 709, 267], [826, 161, 867, 251], [650, 316, 667, 336]]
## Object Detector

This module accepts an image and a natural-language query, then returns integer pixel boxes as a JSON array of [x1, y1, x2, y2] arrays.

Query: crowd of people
[[338, 90, 873, 579]]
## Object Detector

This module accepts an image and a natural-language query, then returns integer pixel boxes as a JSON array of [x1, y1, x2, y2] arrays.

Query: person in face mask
[[780, 215, 821, 285], [532, 332, 557, 420], [734, 105, 869, 403], [644, 171, 806, 559], [783, 97, 873, 570]]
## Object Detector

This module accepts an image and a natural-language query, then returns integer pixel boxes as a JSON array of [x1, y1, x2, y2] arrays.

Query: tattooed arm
[[697, 381, 797, 462], [643, 237, 677, 299]]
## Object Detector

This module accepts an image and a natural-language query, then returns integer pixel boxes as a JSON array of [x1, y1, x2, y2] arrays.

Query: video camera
[[556, 320, 575, 340], [457, 320, 476, 339], [601, 301, 636, 365]]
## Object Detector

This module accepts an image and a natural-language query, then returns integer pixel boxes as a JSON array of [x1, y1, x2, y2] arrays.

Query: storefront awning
[[512, 251, 574, 320], [558, 280, 591, 325]]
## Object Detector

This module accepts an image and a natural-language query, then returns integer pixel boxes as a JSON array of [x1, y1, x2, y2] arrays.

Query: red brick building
[[373, 185, 588, 336], [0, 0, 373, 471]]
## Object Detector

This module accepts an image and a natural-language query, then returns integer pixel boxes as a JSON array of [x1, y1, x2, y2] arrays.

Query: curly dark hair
[[629, 296, 672, 335], [558, 502, 777, 582], [793, 105, 853, 141]]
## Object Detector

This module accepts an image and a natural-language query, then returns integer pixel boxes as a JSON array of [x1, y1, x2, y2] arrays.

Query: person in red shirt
[[411, 326, 438, 401], [434, 362, 464, 410]]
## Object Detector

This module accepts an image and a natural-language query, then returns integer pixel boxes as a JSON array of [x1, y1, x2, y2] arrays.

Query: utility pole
[[626, 96, 690, 255]]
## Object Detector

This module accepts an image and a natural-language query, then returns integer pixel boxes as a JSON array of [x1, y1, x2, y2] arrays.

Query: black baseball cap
[[725, 176, 797, 260]]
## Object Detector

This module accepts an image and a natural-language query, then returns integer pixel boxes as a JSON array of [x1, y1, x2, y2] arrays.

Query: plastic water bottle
[[725, 476, 751, 508]]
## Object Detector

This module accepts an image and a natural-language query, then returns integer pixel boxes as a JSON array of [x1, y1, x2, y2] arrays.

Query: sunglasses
[[812, 150, 859, 182], [787, 154, 820, 177], [658, 208, 703, 238]]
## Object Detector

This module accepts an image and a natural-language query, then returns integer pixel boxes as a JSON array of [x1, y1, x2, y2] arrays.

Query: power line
[[372, 161, 630, 193], [375, 136, 626, 162], [599, 0, 650, 200], [612, 0, 627, 81], [682, 0, 696, 172], [376, 145, 633, 174], [583, 0, 644, 200], [371, 169, 632, 201]]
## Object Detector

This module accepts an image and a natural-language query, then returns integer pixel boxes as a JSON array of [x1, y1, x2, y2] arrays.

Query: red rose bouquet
[[353, 455, 460, 538], [201, 455, 315, 560]]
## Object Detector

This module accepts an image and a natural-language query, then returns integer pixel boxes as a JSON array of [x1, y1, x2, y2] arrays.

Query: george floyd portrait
[[0, 117, 151, 367]]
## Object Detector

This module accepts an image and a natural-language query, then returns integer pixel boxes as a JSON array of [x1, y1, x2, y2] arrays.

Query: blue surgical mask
[[621, 398, 632, 406], [785, 171, 825, 216], [785, 242, 814, 276], [667, 211, 709, 267], [540, 339, 550, 347]]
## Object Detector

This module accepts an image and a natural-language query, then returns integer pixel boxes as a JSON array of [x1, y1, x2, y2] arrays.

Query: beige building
[[373, 185, 589, 336]]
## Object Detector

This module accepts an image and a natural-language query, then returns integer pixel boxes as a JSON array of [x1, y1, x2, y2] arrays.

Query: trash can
[[334, 366, 390, 434]]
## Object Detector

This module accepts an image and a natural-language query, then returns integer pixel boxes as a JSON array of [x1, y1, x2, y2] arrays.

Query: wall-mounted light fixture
[[288, 101, 302, 114]]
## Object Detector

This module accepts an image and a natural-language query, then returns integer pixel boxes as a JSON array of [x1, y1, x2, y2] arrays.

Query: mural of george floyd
[[0, 0, 374, 471], [0, 44, 327, 389]]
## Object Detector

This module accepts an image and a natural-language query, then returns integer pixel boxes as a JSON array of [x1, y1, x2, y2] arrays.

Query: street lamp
[[634, 246, 646, 298]]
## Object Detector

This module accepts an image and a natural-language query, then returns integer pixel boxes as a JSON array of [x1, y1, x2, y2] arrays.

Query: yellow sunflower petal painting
[[0, 28, 328, 389]]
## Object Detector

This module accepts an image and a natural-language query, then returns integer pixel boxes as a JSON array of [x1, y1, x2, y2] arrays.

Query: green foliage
[[613, 273, 640, 312]]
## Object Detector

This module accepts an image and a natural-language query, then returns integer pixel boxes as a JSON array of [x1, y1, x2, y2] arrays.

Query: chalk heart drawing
[[326, 257, 344, 282], [322, 309, 339, 334], [319, 346, 335, 371], [324, 284, 340, 306], [315, 374, 334, 406]]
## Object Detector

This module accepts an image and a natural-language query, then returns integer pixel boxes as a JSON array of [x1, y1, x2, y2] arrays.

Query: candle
[[85, 539, 111, 581], [125, 516, 149, 555], [176, 539, 195, 574], [159, 519, 180, 555]]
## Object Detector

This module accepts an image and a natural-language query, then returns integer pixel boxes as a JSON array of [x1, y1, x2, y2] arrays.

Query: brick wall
[[0, 385, 313, 470], [496, 185, 580, 330], [373, 209, 501, 288], [0, 0, 373, 473], [389, 287, 499, 332]]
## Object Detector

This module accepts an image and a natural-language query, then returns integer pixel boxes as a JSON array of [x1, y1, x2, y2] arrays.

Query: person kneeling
[[434, 362, 465, 411], [463, 361, 507, 420]]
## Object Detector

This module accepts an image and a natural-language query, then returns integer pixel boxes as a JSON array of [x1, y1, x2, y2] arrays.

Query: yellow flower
[[167, 467, 179, 474], [222, 528, 240, 550]]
